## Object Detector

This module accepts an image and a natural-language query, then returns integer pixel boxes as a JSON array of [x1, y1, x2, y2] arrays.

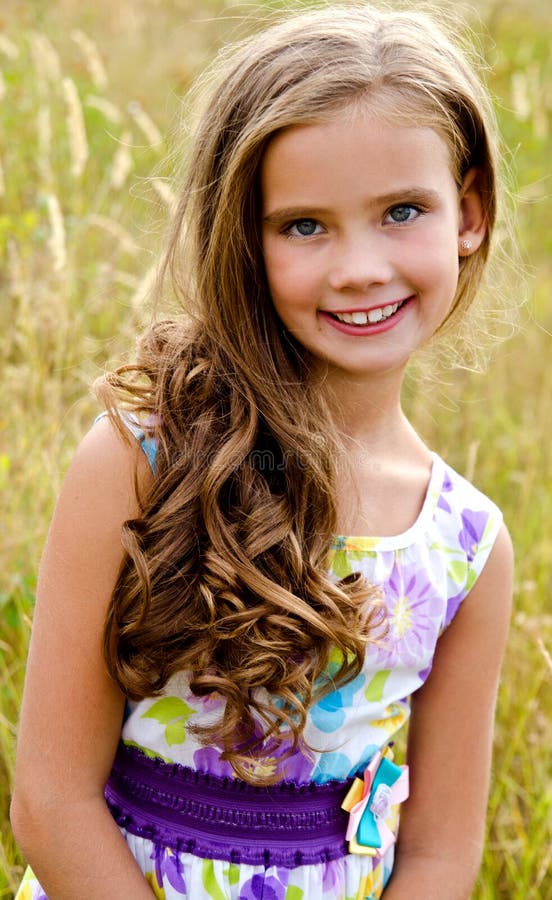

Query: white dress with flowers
[[16, 435, 502, 900]]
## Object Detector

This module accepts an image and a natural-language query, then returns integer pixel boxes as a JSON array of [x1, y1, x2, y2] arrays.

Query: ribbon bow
[[341, 751, 409, 857]]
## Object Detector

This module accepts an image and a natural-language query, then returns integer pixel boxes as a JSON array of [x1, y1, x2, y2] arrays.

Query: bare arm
[[383, 524, 513, 899], [10, 417, 155, 898]]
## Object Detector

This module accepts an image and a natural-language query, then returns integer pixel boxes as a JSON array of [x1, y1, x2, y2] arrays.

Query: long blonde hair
[[100, 4, 505, 782]]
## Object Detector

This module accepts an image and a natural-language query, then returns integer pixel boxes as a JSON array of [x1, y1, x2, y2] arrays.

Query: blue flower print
[[310, 672, 366, 733], [355, 742, 383, 774], [312, 751, 352, 783], [312, 743, 379, 783]]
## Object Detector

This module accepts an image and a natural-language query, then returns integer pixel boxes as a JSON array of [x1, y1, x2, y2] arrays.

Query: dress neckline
[[331, 452, 444, 552]]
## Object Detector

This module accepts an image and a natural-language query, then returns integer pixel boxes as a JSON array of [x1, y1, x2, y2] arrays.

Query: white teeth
[[334, 302, 400, 326], [333, 311, 365, 324]]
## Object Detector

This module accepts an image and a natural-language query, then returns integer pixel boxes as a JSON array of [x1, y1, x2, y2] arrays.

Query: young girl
[[11, 5, 514, 899]]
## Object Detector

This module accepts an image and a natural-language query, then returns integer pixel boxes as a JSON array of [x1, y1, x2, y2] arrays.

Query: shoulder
[[32, 415, 154, 634], [81, 412, 153, 480], [54, 413, 154, 533], [11, 418, 150, 817], [94, 409, 159, 472]]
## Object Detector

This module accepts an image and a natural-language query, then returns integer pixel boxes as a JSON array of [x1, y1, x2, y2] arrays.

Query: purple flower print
[[417, 661, 433, 683], [150, 844, 187, 893], [443, 588, 465, 630], [239, 869, 289, 900], [193, 744, 236, 778], [194, 724, 313, 784], [439, 510, 490, 631], [322, 857, 346, 892], [437, 471, 454, 514], [185, 688, 225, 713], [458, 509, 488, 562], [257, 725, 315, 783], [275, 738, 314, 783], [375, 562, 441, 668], [240, 732, 313, 784]]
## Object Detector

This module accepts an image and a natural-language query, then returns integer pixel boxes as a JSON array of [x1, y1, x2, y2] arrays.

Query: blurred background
[[0, 0, 550, 896]]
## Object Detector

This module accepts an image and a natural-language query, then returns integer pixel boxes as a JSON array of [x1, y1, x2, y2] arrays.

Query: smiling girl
[[12, 6, 514, 899]]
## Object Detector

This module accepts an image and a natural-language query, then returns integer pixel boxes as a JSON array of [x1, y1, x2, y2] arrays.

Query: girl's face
[[261, 106, 483, 388]]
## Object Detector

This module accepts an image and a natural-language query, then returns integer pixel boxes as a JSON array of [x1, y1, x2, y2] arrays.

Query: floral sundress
[[16, 425, 502, 900]]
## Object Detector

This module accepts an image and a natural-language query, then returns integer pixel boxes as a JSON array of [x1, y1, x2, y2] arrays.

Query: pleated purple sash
[[105, 742, 350, 867]]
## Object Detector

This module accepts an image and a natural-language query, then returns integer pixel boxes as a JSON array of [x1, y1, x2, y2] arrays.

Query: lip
[[320, 297, 413, 335]]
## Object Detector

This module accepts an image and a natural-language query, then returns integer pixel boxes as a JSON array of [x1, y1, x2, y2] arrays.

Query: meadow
[[0, 0, 550, 896]]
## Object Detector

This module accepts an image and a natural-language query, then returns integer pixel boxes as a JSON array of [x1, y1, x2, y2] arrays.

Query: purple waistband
[[105, 743, 350, 867]]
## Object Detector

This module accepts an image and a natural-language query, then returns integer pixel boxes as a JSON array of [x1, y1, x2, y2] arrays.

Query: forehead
[[260, 108, 456, 210]]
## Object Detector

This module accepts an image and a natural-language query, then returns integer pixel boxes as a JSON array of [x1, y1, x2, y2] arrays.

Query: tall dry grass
[[0, 1, 550, 897]]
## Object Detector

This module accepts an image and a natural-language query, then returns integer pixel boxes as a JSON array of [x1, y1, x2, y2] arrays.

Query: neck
[[318, 367, 430, 465], [322, 366, 399, 432]]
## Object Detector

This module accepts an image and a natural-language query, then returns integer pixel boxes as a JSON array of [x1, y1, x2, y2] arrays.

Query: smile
[[328, 301, 404, 326]]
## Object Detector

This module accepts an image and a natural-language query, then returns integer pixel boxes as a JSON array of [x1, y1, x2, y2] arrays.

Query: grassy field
[[0, 0, 550, 896]]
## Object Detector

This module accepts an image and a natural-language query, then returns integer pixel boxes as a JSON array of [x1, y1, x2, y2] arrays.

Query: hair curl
[[99, 4, 512, 783]]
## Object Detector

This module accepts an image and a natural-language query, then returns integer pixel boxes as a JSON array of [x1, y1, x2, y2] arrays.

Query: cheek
[[409, 229, 460, 294], [263, 241, 285, 295], [264, 244, 316, 308]]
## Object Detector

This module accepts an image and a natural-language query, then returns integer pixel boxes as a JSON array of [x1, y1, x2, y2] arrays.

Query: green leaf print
[[142, 697, 194, 724], [286, 887, 304, 899], [225, 863, 240, 886], [348, 549, 375, 562], [365, 669, 390, 702], [142, 696, 195, 747], [481, 515, 497, 545], [331, 549, 353, 579], [201, 859, 227, 900], [465, 566, 478, 593], [448, 559, 468, 585], [428, 541, 456, 556], [165, 718, 188, 746]]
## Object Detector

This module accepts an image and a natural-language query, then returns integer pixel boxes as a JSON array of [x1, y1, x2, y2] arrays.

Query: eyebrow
[[263, 206, 331, 225], [263, 187, 443, 224]]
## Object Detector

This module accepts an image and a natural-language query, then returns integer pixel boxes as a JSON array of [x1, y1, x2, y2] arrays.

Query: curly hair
[[99, 4, 508, 783]]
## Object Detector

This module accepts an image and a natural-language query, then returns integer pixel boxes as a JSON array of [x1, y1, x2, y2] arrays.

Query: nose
[[328, 232, 393, 292]]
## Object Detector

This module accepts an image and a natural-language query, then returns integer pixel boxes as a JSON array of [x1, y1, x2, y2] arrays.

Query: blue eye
[[386, 205, 421, 224], [286, 219, 322, 237]]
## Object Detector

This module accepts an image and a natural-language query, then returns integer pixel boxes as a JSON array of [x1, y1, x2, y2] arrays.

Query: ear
[[458, 167, 487, 257]]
